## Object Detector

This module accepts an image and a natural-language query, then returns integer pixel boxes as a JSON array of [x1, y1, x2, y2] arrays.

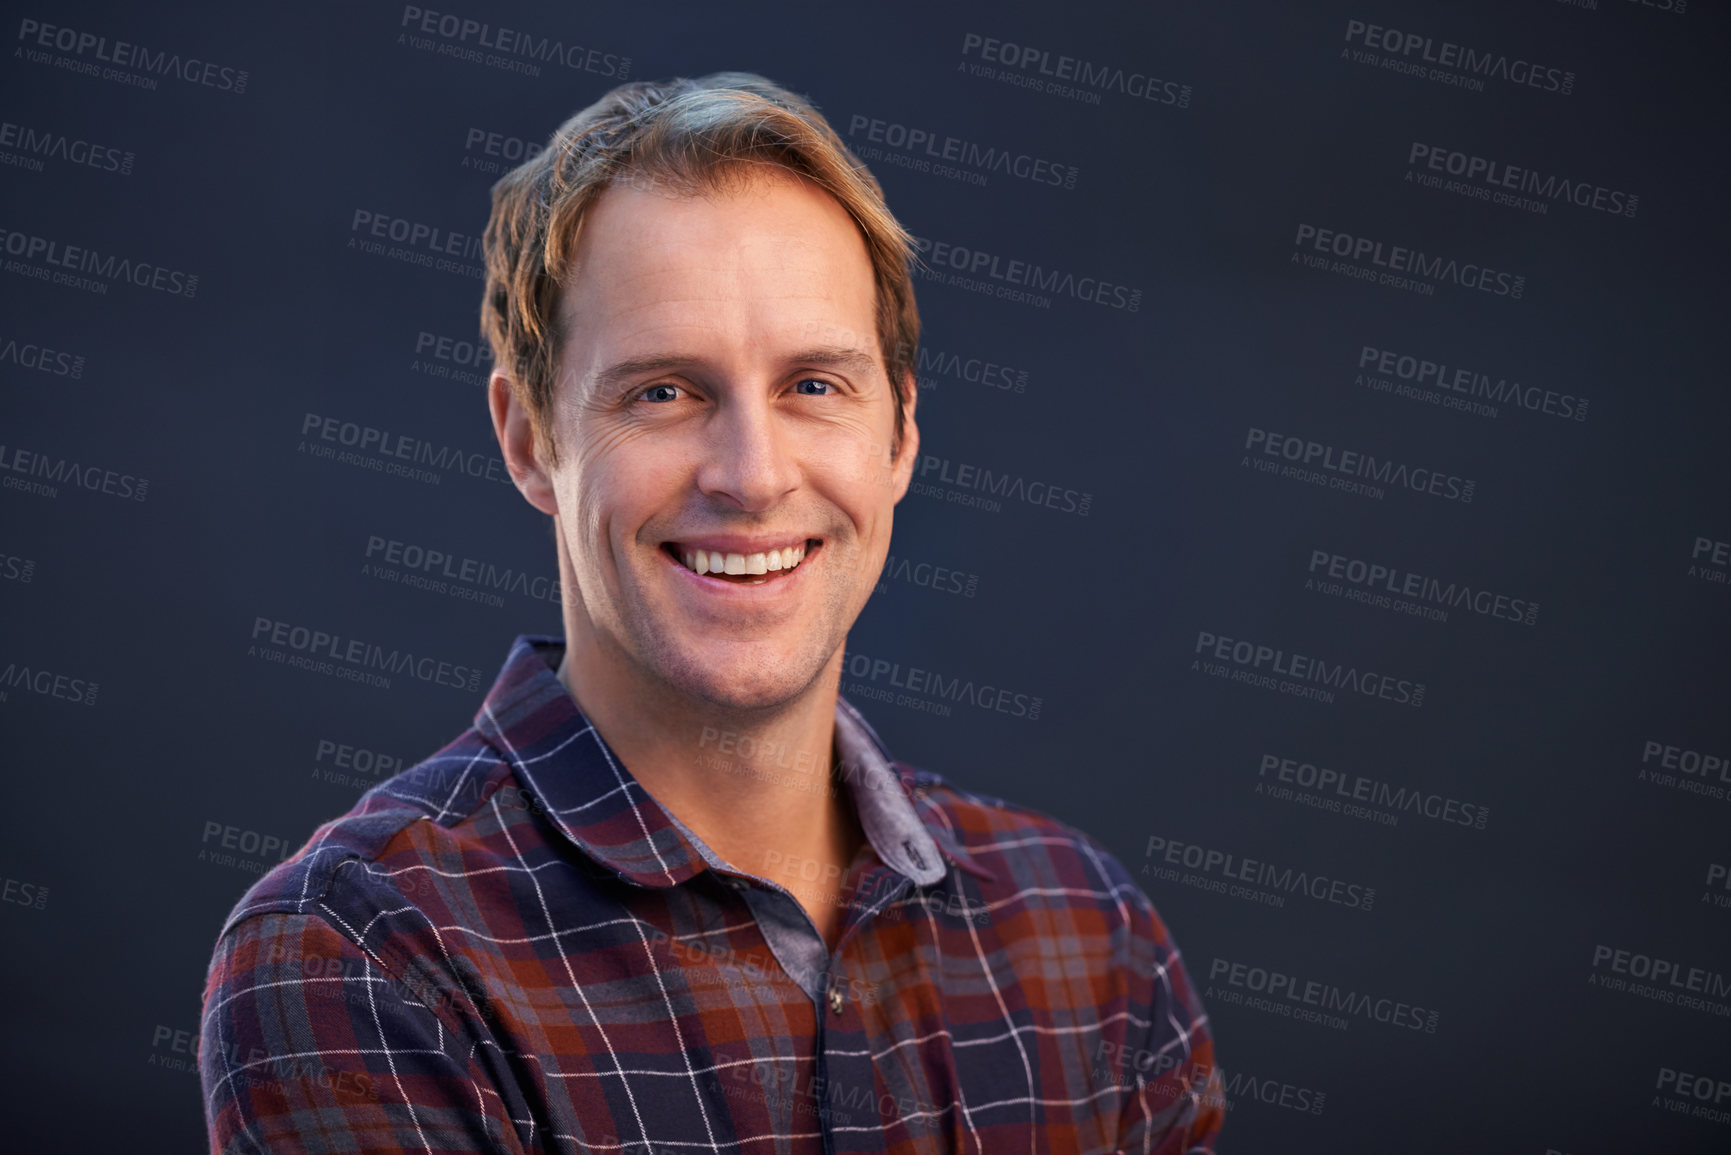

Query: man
[[200, 72, 1221, 1153]]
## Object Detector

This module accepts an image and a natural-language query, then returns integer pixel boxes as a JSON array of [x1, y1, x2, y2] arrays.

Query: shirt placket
[[816, 858, 918, 1154]]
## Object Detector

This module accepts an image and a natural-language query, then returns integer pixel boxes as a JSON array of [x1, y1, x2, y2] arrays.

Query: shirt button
[[828, 985, 845, 1015]]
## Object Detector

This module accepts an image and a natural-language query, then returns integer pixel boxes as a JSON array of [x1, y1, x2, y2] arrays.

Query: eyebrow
[[590, 345, 882, 394]]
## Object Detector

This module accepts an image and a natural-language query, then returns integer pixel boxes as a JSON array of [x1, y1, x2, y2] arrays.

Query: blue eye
[[640, 384, 682, 403], [794, 379, 834, 396]]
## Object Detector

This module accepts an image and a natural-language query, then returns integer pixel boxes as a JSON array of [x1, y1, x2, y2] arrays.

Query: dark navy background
[[2, 1, 1727, 1150]]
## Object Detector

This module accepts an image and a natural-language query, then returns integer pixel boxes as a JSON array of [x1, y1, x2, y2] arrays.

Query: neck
[[554, 623, 864, 896]]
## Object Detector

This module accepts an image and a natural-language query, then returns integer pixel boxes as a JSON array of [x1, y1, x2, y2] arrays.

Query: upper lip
[[663, 535, 818, 554]]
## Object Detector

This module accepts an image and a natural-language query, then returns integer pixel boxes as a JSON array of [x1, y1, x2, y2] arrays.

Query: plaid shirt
[[200, 635, 1220, 1154]]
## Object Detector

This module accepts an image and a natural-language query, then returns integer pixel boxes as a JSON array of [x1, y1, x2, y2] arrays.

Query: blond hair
[[480, 72, 920, 465]]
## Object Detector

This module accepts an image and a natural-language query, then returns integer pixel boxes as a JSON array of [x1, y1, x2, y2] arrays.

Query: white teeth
[[677, 543, 809, 577]]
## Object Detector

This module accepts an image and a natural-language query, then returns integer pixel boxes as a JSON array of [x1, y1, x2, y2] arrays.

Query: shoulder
[[899, 762, 1167, 944], [901, 764, 1219, 1108], [207, 724, 518, 952], [200, 727, 531, 1118]]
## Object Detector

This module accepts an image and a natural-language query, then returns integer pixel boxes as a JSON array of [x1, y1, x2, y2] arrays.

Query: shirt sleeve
[[199, 910, 527, 1154], [1107, 876, 1225, 1154]]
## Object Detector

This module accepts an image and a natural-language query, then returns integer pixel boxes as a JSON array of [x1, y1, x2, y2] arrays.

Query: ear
[[488, 368, 559, 515], [889, 369, 920, 504]]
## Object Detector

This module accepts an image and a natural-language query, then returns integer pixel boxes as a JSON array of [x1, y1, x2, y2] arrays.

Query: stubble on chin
[[630, 597, 848, 717]]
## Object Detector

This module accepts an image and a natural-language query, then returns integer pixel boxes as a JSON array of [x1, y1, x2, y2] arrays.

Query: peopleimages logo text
[[917, 455, 1092, 515], [300, 413, 510, 485], [1294, 224, 1523, 298], [1343, 19, 1574, 94], [1358, 345, 1586, 422], [250, 617, 482, 692], [15, 17, 250, 92], [1196, 630, 1425, 707], [1591, 945, 1731, 1001], [910, 233, 1141, 312], [397, 6, 630, 76], [1245, 427, 1475, 503], [0, 227, 198, 297], [1407, 143, 1636, 219], [0, 443, 148, 501], [0, 120, 133, 174], [1307, 549, 1538, 626], [960, 33, 1191, 107], [364, 535, 560, 606], [1259, 753, 1490, 830], [1144, 836, 1376, 911], [846, 114, 1078, 189], [841, 649, 1042, 721], [351, 211, 484, 260], [0, 661, 99, 706], [1209, 956, 1439, 1032]]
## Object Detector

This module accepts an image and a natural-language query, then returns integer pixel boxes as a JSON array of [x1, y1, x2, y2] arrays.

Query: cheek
[[809, 429, 895, 496], [550, 461, 617, 570], [564, 442, 689, 554]]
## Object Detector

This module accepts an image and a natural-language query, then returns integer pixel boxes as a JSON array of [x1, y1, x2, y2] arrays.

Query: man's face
[[515, 167, 917, 713]]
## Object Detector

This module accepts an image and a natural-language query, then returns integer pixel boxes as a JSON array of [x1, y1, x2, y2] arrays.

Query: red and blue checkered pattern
[[200, 635, 1220, 1153]]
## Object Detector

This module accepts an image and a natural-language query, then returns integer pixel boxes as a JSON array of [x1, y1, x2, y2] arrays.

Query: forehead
[[557, 168, 880, 368]]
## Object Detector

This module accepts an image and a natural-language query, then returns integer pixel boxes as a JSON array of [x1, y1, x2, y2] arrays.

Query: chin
[[684, 672, 813, 714], [644, 638, 820, 713]]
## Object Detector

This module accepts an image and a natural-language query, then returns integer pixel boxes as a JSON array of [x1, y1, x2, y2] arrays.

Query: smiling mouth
[[663, 540, 820, 585]]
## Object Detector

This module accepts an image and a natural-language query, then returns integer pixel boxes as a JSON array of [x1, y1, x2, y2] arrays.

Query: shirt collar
[[472, 635, 995, 891]]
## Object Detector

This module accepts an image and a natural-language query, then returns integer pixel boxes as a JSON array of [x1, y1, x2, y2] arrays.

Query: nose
[[693, 392, 800, 513]]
